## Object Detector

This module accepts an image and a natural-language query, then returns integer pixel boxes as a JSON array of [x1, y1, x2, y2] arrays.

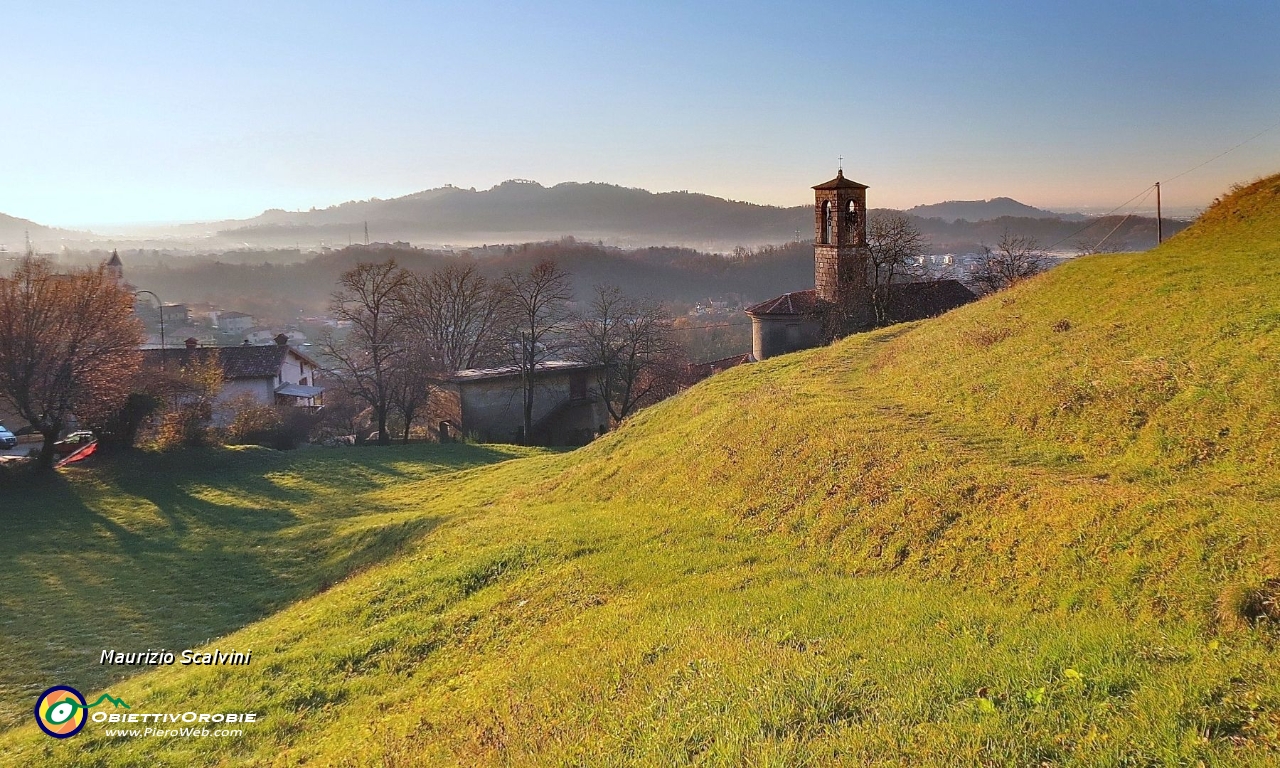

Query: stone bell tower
[[812, 169, 869, 310]]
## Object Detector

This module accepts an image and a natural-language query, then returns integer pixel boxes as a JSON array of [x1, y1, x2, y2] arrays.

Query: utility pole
[[1155, 182, 1163, 244], [364, 221, 369, 245]]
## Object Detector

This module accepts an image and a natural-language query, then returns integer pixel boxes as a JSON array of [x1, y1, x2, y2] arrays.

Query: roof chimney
[[184, 337, 198, 349], [274, 333, 289, 346]]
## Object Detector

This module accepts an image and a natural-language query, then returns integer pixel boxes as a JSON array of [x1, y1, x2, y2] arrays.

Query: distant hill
[[908, 197, 1090, 223], [0, 212, 75, 253], [213, 180, 813, 249]]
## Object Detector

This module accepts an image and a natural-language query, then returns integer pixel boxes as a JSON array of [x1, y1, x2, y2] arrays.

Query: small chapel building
[[745, 171, 977, 360]]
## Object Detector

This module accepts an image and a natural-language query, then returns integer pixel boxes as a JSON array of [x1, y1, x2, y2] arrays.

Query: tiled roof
[[812, 170, 868, 191], [140, 345, 292, 380], [745, 289, 820, 316], [886, 279, 979, 322], [683, 353, 752, 384]]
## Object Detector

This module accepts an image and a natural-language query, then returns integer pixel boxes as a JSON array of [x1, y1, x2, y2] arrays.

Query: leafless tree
[[386, 339, 437, 443], [972, 228, 1047, 293], [865, 211, 929, 326], [319, 260, 412, 445], [0, 256, 143, 471], [572, 284, 680, 424], [498, 259, 573, 443], [1073, 237, 1119, 257], [402, 263, 505, 372]]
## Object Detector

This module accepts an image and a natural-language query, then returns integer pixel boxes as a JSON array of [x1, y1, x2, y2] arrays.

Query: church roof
[[745, 289, 820, 316], [106, 251, 122, 266], [885, 280, 978, 321], [812, 169, 868, 191]]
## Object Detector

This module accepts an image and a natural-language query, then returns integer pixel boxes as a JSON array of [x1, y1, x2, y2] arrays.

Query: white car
[[0, 424, 16, 450]]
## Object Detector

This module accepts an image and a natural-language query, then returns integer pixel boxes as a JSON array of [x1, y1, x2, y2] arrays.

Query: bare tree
[[572, 284, 680, 424], [972, 229, 1047, 293], [865, 211, 929, 326], [319, 260, 412, 445], [499, 259, 573, 443], [386, 340, 437, 443], [402, 263, 505, 372], [0, 257, 143, 472]]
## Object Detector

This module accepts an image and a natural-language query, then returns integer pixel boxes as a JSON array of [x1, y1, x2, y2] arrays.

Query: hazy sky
[[4, 1, 1279, 227]]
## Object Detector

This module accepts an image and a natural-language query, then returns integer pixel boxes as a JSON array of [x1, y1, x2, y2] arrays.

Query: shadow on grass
[[0, 443, 527, 731]]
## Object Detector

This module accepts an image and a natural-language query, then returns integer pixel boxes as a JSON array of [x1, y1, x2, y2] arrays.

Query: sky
[[3, 0, 1279, 228]]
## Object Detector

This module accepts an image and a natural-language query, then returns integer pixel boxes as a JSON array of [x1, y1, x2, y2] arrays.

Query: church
[[745, 171, 977, 360]]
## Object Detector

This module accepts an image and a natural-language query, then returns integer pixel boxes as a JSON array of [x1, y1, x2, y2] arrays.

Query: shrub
[[225, 394, 319, 450], [155, 403, 218, 449]]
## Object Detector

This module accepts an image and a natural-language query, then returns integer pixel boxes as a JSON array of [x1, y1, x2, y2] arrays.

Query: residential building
[[140, 335, 324, 419]]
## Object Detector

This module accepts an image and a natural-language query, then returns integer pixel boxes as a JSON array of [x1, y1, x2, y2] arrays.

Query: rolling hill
[[907, 196, 1091, 222], [0, 174, 1277, 765]]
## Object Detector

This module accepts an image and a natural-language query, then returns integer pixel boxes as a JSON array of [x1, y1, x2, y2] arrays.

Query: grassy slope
[[1, 176, 1278, 765], [0, 444, 544, 730]]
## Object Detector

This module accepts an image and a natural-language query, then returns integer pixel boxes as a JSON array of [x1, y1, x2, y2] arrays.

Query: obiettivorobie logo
[[34, 686, 130, 738]]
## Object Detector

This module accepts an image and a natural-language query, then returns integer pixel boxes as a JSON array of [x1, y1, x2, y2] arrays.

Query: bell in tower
[[812, 169, 869, 312]]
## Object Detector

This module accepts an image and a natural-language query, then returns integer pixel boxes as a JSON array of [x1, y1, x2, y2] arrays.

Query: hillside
[[215, 180, 813, 249], [0, 212, 78, 253], [907, 196, 1090, 223], [1, 175, 1277, 765]]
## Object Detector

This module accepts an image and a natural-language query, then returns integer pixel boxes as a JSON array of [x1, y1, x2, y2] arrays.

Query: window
[[569, 370, 587, 400], [786, 323, 801, 345], [821, 201, 832, 244]]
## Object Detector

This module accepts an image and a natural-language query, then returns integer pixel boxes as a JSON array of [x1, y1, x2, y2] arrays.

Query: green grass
[[0, 443, 544, 731], [0, 175, 1278, 765]]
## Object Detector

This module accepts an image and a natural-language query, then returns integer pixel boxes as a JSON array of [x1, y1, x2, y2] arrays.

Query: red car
[[53, 431, 96, 456]]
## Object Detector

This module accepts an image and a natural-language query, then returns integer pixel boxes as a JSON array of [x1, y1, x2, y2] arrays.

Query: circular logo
[[35, 686, 88, 738]]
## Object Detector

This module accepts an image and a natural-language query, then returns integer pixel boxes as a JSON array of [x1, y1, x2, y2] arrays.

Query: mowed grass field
[[0, 175, 1277, 765]]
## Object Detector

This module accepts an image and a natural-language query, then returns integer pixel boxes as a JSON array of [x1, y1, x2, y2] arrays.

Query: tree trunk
[[522, 378, 534, 445], [35, 429, 59, 473], [376, 407, 389, 445]]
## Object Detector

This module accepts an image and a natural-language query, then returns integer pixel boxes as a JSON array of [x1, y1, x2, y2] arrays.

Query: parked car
[[52, 431, 96, 456], [0, 424, 15, 449]]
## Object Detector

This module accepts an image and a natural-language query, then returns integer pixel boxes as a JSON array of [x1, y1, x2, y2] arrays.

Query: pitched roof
[[683, 353, 752, 384], [139, 345, 316, 380], [812, 169, 868, 191], [745, 289, 820, 317], [106, 251, 122, 266], [885, 279, 979, 322]]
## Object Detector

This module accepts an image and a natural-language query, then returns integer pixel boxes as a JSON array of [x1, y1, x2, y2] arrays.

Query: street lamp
[[133, 289, 165, 366]]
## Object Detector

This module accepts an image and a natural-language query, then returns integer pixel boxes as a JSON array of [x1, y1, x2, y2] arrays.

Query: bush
[[225, 395, 319, 450], [88, 392, 161, 451], [155, 403, 218, 450]]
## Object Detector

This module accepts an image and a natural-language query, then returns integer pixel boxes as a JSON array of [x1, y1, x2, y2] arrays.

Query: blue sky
[[3, 1, 1278, 226]]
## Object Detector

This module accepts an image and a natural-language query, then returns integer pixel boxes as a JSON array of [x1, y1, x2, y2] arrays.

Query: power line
[[1089, 184, 1156, 253], [670, 319, 752, 332], [1162, 116, 1280, 185], [1044, 184, 1156, 252]]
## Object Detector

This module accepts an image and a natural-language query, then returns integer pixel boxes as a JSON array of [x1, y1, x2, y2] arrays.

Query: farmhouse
[[431, 360, 608, 446], [745, 171, 977, 360], [140, 335, 324, 417]]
